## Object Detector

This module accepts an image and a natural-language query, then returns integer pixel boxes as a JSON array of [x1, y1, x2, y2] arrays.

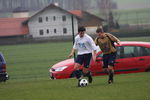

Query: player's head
[[96, 27, 105, 38], [78, 26, 86, 37]]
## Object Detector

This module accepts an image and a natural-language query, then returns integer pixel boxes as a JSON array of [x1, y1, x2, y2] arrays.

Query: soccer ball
[[79, 79, 88, 87]]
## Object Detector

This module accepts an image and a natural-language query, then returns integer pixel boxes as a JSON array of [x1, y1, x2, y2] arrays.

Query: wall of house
[[28, 8, 78, 38]]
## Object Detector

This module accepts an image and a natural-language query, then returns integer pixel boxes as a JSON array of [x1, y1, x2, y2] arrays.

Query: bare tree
[[97, 0, 119, 31]]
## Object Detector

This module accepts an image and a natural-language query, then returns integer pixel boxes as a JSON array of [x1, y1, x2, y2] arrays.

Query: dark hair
[[96, 28, 104, 33], [78, 26, 86, 32]]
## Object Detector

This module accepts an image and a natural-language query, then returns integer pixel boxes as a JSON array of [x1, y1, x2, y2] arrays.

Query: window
[[54, 29, 57, 34], [53, 16, 56, 21], [123, 46, 135, 58], [63, 28, 67, 34], [62, 15, 66, 21], [39, 30, 44, 35], [39, 17, 42, 23], [137, 47, 150, 56], [143, 47, 150, 55], [120, 46, 150, 58], [116, 46, 123, 59], [46, 16, 48, 21], [47, 29, 49, 34]]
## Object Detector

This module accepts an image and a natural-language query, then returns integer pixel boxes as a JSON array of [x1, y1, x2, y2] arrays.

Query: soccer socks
[[74, 70, 82, 87], [74, 70, 92, 85], [108, 70, 114, 84], [104, 69, 109, 74], [83, 71, 92, 83], [74, 70, 82, 79], [103, 69, 114, 84]]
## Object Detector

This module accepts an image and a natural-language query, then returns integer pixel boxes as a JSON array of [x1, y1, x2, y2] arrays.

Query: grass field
[[0, 36, 150, 100]]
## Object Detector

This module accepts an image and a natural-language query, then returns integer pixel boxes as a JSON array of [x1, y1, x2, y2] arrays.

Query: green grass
[[0, 42, 72, 80], [0, 73, 150, 100], [0, 36, 150, 100]]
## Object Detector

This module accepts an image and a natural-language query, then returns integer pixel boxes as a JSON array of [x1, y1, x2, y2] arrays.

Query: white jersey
[[73, 34, 97, 55]]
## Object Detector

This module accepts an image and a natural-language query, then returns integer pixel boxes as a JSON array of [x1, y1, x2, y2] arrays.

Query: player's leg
[[103, 54, 111, 83], [102, 68, 108, 74], [74, 63, 83, 87], [74, 55, 84, 87], [74, 63, 82, 79], [83, 53, 93, 83], [108, 66, 114, 84], [107, 52, 117, 84], [102, 54, 109, 73], [82, 67, 92, 83]]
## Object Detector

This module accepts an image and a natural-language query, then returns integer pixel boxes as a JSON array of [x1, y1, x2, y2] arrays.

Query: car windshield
[[97, 53, 103, 57], [96, 46, 100, 53], [95, 46, 103, 57]]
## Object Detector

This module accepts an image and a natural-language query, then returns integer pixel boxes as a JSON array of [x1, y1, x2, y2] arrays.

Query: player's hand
[[93, 50, 97, 62], [93, 55, 96, 62], [117, 41, 121, 45], [68, 53, 73, 58]]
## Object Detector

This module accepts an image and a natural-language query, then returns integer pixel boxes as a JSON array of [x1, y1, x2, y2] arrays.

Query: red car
[[49, 41, 150, 79]]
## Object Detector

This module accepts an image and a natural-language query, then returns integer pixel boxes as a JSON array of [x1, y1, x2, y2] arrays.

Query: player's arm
[[68, 48, 76, 58], [94, 37, 98, 46], [89, 37, 98, 61], [92, 50, 97, 62], [68, 38, 77, 58], [107, 33, 121, 45]]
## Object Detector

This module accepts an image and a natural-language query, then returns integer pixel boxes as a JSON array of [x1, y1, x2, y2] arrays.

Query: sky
[[114, 0, 150, 9]]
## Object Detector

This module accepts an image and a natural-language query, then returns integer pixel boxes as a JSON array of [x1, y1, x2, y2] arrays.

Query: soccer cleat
[[108, 80, 113, 84], [84, 71, 93, 83], [77, 79, 81, 87]]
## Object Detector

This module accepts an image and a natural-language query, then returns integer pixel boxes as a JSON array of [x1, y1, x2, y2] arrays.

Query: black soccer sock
[[108, 70, 114, 81], [104, 69, 109, 74], [74, 70, 82, 79], [82, 71, 91, 77], [86, 71, 91, 77], [83, 71, 93, 83]]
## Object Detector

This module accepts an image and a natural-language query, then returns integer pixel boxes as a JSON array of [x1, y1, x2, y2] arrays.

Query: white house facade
[[27, 4, 78, 38]]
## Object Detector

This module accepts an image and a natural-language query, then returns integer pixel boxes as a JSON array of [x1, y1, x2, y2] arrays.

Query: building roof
[[0, 18, 29, 37], [69, 10, 83, 17], [24, 3, 80, 24], [69, 10, 105, 27], [70, 10, 104, 20]]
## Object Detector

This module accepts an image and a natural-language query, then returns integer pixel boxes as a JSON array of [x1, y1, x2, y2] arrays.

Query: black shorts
[[103, 52, 117, 68], [76, 53, 92, 68]]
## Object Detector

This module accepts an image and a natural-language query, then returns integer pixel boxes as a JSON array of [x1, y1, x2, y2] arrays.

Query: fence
[[99, 10, 150, 32], [117, 11, 150, 31]]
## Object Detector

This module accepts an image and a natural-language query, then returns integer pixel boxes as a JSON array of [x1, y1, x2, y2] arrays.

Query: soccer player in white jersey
[[68, 26, 97, 87]]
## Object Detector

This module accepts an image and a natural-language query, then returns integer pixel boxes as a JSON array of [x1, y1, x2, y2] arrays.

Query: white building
[[25, 4, 79, 38]]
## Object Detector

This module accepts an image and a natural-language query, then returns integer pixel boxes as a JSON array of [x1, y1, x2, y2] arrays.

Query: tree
[[97, 0, 119, 31]]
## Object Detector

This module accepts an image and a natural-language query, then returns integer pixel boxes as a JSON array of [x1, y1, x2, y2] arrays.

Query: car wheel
[[145, 67, 150, 72], [49, 75, 56, 80], [49, 73, 56, 80], [145, 68, 150, 72]]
